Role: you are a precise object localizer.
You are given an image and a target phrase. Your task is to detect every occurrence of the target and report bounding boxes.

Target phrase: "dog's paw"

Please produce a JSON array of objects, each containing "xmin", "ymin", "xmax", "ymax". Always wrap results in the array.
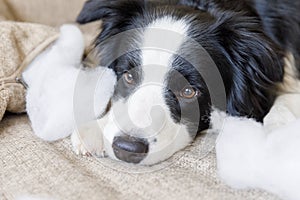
[
  {"xmin": 263, "ymin": 104, "xmax": 297, "ymax": 132},
  {"xmin": 71, "ymin": 129, "xmax": 91, "ymax": 156},
  {"xmin": 71, "ymin": 121, "xmax": 105, "ymax": 157}
]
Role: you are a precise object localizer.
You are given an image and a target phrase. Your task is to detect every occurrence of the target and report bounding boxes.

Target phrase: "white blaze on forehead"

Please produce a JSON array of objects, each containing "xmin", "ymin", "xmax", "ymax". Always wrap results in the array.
[
  {"xmin": 141, "ymin": 16, "xmax": 189, "ymax": 83},
  {"xmin": 127, "ymin": 84, "xmax": 167, "ymax": 131},
  {"xmin": 124, "ymin": 17, "xmax": 190, "ymax": 134}
]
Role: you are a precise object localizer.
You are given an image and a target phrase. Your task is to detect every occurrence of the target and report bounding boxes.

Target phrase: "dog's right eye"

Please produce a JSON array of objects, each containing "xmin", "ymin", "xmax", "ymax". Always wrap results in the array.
[{"xmin": 123, "ymin": 72, "xmax": 135, "ymax": 85}]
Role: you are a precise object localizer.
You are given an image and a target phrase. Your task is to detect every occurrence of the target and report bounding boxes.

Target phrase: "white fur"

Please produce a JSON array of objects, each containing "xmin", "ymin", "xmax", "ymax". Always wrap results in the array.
[
  {"xmin": 139, "ymin": 17, "xmax": 192, "ymax": 165},
  {"xmin": 264, "ymin": 93, "xmax": 300, "ymax": 132},
  {"xmin": 71, "ymin": 119, "xmax": 106, "ymax": 157},
  {"xmin": 99, "ymin": 85, "xmax": 193, "ymax": 165},
  {"xmin": 145, "ymin": 16, "xmax": 188, "ymax": 36},
  {"xmin": 141, "ymin": 16, "xmax": 188, "ymax": 68},
  {"xmin": 23, "ymin": 25, "xmax": 116, "ymax": 141}
]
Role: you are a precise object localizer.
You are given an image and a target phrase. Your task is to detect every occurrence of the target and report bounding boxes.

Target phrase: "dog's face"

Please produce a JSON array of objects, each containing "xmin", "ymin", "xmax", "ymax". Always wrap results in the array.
[
  {"xmin": 98, "ymin": 17, "xmax": 213, "ymax": 165},
  {"xmin": 78, "ymin": 0, "xmax": 285, "ymax": 165}
]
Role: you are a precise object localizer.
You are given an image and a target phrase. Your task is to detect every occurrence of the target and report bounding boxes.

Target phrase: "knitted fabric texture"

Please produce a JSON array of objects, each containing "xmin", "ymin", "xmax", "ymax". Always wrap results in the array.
[{"xmin": 0, "ymin": 21, "xmax": 59, "ymax": 121}]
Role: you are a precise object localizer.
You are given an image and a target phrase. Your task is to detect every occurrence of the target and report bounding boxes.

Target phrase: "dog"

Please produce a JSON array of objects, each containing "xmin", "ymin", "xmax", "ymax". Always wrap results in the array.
[{"xmin": 71, "ymin": 0, "xmax": 300, "ymax": 165}]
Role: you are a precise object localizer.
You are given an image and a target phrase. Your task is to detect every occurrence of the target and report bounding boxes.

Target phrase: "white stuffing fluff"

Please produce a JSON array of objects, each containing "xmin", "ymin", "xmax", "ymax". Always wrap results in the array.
[
  {"xmin": 23, "ymin": 25, "xmax": 116, "ymax": 141},
  {"xmin": 212, "ymin": 107, "xmax": 300, "ymax": 200}
]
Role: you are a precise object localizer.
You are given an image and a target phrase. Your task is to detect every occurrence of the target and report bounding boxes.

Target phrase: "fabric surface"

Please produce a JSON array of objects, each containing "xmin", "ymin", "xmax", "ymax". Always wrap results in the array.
[
  {"xmin": 0, "ymin": 0, "xmax": 100, "ymax": 50},
  {"xmin": 0, "ymin": 0, "xmax": 15, "ymax": 21},
  {"xmin": 0, "ymin": 22, "xmax": 59, "ymax": 121},
  {"xmin": 0, "ymin": 0, "xmax": 86, "ymax": 26},
  {"xmin": 0, "ymin": 115, "xmax": 280, "ymax": 200}
]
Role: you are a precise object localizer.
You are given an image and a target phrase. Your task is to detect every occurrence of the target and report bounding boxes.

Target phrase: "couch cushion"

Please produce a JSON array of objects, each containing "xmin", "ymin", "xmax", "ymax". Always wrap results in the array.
[
  {"xmin": 2, "ymin": 0, "xmax": 86, "ymax": 26},
  {"xmin": 0, "ymin": 0, "xmax": 101, "ymax": 66}
]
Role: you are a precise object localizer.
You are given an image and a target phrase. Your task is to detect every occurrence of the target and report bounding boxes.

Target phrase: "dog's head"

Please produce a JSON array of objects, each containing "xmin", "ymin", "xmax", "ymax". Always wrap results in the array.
[{"xmin": 78, "ymin": 0, "xmax": 284, "ymax": 165}]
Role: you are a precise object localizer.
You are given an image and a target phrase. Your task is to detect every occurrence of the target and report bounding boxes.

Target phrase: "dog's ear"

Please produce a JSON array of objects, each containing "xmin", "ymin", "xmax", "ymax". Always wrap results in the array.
[
  {"xmin": 77, "ymin": 0, "xmax": 148, "ymax": 24},
  {"xmin": 77, "ymin": 0, "xmax": 119, "ymax": 24},
  {"xmin": 216, "ymin": 14, "xmax": 285, "ymax": 121}
]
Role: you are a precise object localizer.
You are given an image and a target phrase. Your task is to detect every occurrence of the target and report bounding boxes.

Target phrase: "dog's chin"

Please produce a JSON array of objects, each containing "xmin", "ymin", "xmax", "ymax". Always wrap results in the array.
[{"xmin": 140, "ymin": 137, "xmax": 193, "ymax": 166}]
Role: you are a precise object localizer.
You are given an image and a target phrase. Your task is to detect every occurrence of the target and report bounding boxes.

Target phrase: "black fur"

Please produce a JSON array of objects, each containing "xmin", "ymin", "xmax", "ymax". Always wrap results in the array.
[{"xmin": 77, "ymin": 0, "xmax": 300, "ymax": 134}]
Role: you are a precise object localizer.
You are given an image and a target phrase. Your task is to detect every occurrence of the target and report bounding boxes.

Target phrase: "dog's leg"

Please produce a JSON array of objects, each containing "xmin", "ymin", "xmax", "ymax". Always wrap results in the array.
[
  {"xmin": 264, "ymin": 93, "xmax": 300, "ymax": 132},
  {"xmin": 264, "ymin": 53, "xmax": 300, "ymax": 131},
  {"xmin": 71, "ymin": 116, "xmax": 108, "ymax": 157}
]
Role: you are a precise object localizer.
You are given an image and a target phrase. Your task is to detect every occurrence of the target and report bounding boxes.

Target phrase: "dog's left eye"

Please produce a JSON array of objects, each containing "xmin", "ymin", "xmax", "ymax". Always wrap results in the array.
[
  {"xmin": 180, "ymin": 86, "xmax": 199, "ymax": 99},
  {"xmin": 124, "ymin": 72, "xmax": 135, "ymax": 85}
]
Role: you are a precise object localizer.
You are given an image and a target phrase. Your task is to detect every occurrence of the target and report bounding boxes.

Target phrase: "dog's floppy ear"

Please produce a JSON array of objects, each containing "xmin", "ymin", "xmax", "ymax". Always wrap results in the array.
[
  {"xmin": 77, "ymin": 0, "xmax": 120, "ymax": 24},
  {"xmin": 216, "ymin": 13, "xmax": 285, "ymax": 121}
]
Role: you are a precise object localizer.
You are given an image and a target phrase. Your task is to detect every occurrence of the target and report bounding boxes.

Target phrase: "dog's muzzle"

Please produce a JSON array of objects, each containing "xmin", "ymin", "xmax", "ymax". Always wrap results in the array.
[{"xmin": 112, "ymin": 135, "xmax": 149, "ymax": 163}]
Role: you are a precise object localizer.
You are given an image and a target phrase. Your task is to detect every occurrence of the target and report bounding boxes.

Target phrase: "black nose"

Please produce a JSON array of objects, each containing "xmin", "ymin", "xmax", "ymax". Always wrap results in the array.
[{"xmin": 112, "ymin": 135, "xmax": 149, "ymax": 164}]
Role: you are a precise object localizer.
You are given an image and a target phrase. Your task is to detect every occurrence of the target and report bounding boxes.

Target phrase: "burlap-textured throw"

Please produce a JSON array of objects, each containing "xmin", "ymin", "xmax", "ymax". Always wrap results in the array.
[
  {"xmin": 0, "ymin": 115, "xmax": 280, "ymax": 200},
  {"xmin": 0, "ymin": 22, "xmax": 59, "ymax": 121}
]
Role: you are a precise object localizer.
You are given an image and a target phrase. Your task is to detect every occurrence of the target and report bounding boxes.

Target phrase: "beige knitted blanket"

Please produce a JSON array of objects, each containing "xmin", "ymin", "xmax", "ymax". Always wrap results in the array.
[{"xmin": 0, "ymin": 22, "xmax": 59, "ymax": 121}]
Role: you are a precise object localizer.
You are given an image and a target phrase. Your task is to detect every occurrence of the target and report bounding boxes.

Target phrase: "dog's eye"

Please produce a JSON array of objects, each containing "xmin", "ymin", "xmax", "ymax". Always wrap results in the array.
[
  {"xmin": 180, "ymin": 86, "xmax": 199, "ymax": 99},
  {"xmin": 124, "ymin": 72, "xmax": 135, "ymax": 84}
]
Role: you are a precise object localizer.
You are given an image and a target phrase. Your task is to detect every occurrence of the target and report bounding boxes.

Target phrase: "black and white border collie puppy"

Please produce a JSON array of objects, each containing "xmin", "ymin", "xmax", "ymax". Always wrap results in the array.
[{"xmin": 72, "ymin": 0, "xmax": 300, "ymax": 165}]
